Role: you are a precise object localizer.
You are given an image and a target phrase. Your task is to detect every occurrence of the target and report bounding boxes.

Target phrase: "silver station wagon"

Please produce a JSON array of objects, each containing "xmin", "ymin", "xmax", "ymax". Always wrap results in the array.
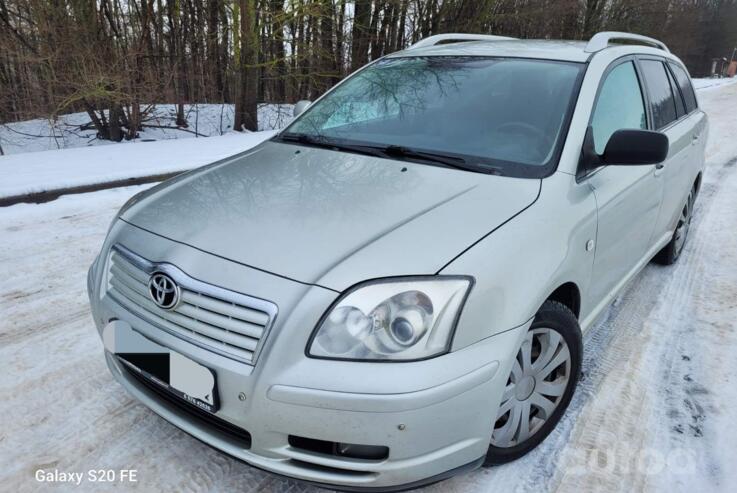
[{"xmin": 88, "ymin": 31, "xmax": 707, "ymax": 491}]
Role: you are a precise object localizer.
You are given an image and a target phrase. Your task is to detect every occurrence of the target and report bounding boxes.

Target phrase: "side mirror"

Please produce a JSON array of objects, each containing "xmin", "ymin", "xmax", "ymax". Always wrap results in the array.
[
  {"xmin": 602, "ymin": 129, "xmax": 669, "ymax": 165},
  {"xmin": 293, "ymin": 100, "xmax": 311, "ymax": 118}
]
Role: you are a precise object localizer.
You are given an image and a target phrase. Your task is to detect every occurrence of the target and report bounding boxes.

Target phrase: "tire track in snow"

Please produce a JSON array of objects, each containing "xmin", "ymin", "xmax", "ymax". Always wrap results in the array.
[
  {"xmin": 647, "ymin": 157, "xmax": 737, "ymax": 491},
  {"xmin": 550, "ymin": 158, "xmax": 737, "ymax": 492},
  {"xmin": 547, "ymin": 88, "xmax": 737, "ymax": 491}
]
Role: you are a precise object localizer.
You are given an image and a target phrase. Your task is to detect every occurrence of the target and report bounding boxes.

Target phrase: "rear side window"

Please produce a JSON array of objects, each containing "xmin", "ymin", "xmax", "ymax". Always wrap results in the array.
[
  {"xmin": 640, "ymin": 60, "xmax": 678, "ymax": 129},
  {"xmin": 669, "ymin": 63, "xmax": 698, "ymax": 113},
  {"xmin": 666, "ymin": 67, "xmax": 686, "ymax": 117},
  {"xmin": 591, "ymin": 62, "xmax": 647, "ymax": 154}
]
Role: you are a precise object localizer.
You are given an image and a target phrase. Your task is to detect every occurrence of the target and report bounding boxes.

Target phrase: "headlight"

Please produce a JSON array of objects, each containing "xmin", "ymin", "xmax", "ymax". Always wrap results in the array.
[{"xmin": 308, "ymin": 277, "xmax": 472, "ymax": 361}]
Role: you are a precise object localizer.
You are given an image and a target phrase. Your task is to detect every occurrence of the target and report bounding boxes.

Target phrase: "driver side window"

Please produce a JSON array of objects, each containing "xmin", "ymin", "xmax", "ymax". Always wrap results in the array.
[{"xmin": 591, "ymin": 62, "xmax": 647, "ymax": 154}]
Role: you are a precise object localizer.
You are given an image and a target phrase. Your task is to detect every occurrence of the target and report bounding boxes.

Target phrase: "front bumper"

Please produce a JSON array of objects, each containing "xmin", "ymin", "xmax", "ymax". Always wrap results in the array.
[
  {"xmin": 97, "ymin": 315, "xmax": 527, "ymax": 490},
  {"xmin": 88, "ymin": 225, "xmax": 529, "ymax": 489},
  {"xmin": 111, "ymin": 345, "xmax": 488, "ymax": 491}
]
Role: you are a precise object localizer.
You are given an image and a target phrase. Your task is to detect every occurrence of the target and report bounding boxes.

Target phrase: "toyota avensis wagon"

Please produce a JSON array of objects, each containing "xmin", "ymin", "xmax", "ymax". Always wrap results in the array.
[{"xmin": 88, "ymin": 32, "xmax": 707, "ymax": 490}]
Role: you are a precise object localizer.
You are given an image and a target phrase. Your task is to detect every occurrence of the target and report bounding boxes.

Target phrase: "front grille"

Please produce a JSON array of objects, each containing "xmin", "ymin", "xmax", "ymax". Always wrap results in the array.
[{"xmin": 106, "ymin": 244, "xmax": 277, "ymax": 365}]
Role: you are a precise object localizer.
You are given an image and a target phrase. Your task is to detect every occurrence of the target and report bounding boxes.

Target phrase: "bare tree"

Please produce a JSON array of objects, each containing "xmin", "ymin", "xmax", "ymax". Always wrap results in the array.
[{"xmin": 1, "ymin": 0, "xmax": 735, "ymax": 135}]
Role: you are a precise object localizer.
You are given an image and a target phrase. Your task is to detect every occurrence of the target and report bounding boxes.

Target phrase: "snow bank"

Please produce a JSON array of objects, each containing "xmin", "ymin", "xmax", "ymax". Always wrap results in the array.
[
  {"xmin": 691, "ymin": 77, "xmax": 737, "ymax": 91},
  {"xmin": 0, "ymin": 103, "xmax": 292, "ymax": 156},
  {"xmin": 0, "ymin": 130, "xmax": 275, "ymax": 199}
]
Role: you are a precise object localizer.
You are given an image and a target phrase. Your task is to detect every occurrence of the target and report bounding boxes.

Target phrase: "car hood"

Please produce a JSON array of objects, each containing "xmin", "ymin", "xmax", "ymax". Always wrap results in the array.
[{"xmin": 121, "ymin": 141, "xmax": 540, "ymax": 291}]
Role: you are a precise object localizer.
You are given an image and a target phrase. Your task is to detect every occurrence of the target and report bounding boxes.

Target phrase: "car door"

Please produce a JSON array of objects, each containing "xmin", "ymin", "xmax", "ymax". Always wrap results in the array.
[
  {"xmin": 650, "ymin": 61, "xmax": 708, "ymax": 237},
  {"xmin": 584, "ymin": 59, "xmax": 664, "ymax": 307}
]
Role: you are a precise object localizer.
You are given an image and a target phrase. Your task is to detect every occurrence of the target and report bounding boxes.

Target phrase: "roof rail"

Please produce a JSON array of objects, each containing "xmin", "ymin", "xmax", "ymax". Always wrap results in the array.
[
  {"xmin": 585, "ymin": 31, "xmax": 670, "ymax": 53},
  {"xmin": 407, "ymin": 33, "xmax": 516, "ymax": 50}
]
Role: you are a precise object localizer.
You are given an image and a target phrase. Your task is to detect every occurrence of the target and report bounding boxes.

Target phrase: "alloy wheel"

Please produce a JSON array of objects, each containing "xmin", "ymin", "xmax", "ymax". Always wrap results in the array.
[{"xmin": 490, "ymin": 328, "xmax": 571, "ymax": 448}]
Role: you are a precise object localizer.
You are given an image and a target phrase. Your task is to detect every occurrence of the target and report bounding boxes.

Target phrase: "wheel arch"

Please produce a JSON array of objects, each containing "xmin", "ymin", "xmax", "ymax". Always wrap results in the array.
[
  {"xmin": 694, "ymin": 171, "xmax": 702, "ymax": 197},
  {"xmin": 544, "ymin": 282, "xmax": 581, "ymax": 320}
]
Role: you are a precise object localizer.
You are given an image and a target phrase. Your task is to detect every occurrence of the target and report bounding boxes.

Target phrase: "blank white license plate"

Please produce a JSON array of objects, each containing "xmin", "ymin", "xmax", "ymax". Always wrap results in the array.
[{"xmin": 104, "ymin": 320, "xmax": 219, "ymax": 413}]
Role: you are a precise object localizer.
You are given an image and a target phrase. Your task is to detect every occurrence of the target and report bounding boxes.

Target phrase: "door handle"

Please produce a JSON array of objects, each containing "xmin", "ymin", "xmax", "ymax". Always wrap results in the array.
[
  {"xmin": 654, "ymin": 163, "xmax": 665, "ymax": 176},
  {"xmin": 691, "ymin": 134, "xmax": 700, "ymax": 145}
]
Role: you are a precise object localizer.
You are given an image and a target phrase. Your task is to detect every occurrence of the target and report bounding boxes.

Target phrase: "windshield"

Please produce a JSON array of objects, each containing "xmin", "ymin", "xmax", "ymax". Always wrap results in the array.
[{"xmin": 282, "ymin": 56, "xmax": 584, "ymax": 177}]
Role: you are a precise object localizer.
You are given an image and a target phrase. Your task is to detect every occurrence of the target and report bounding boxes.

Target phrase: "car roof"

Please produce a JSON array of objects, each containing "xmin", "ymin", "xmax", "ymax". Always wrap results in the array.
[{"xmin": 389, "ymin": 39, "xmax": 593, "ymax": 63}]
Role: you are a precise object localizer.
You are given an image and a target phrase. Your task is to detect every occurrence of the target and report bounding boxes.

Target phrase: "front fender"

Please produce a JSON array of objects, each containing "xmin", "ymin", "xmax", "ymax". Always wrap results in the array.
[{"xmin": 442, "ymin": 172, "xmax": 597, "ymax": 350}]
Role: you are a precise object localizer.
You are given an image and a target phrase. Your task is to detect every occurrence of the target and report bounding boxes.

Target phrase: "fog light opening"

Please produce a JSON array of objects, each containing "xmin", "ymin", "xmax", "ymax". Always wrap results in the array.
[
  {"xmin": 288, "ymin": 435, "xmax": 389, "ymax": 461},
  {"xmin": 337, "ymin": 443, "xmax": 389, "ymax": 460}
]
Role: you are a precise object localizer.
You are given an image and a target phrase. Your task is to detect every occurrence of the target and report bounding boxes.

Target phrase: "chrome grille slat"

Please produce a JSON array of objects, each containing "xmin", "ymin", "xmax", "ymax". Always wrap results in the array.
[
  {"xmin": 176, "ymin": 303, "xmax": 264, "ymax": 339},
  {"xmin": 180, "ymin": 290, "xmax": 269, "ymax": 326},
  {"xmin": 111, "ymin": 264, "xmax": 264, "ymax": 339},
  {"xmin": 108, "ymin": 277, "xmax": 260, "ymax": 352},
  {"xmin": 106, "ymin": 245, "xmax": 277, "ymax": 365},
  {"xmin": 110, "ymin": 264, "xmax": 149, "ymax": 297},
  {"xmin": 111, "ymin": 290, "xmax": 257, "ymax": 361},
  {"xmin": 111, "ymin": 253, "xmax": 150, "ymax": 284}
]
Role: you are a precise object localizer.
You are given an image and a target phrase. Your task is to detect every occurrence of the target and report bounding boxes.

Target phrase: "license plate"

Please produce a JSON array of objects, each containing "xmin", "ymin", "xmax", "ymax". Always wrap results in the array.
[{"xmin": 103, "ymin": 320, "xmax": 219, "ymax": 413}]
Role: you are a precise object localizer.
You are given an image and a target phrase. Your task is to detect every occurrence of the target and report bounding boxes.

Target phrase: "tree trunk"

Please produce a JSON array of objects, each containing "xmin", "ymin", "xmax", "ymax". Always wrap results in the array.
[
  {"xmin": 234, "ymin": 0, "xmax": 258, "ymax": 131},
  {"xmin": 109, "ymin": 104, "xmax": 124, "ymax": 142},
  {"xmin": 319, "ymin": 0, "xmax": 338, "ymax": 91},
  {"xmin": 168, "ymin": 0, "xmax": 188, "ymax": 127},
  {"xmin": 271, "ymin": 0, "xmax": 286, "ymax": 101},
  {"xmin": 396, "ymin": 0, "xmax": 408, "ymax": 51},
  {"xmin": 83, "ymin": 102, "xmax": 109, "ymax": 140},
  {"xmin": 368, "ymin": 1, "xmax": 383, "ymax": 61},
  {"xmin": 336, "ymin": 0, "xmax": 346, "ymax": 76},
  {"xmin": 351, "ymin": 0, "xmax": 371, "ymax": 70},
  {"xmin": 219, "ymin": 1, "xmax": 230, "ymax": 100},
  {"xmin": 208, "ymin": 0, "xmax": 223, "ymax": 100}
]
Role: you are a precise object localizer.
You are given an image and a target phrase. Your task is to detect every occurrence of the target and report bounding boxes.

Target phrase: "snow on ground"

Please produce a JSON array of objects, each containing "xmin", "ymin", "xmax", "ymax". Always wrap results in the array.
[
  {"xmin": 691, "ymin": 77, "xmax": 737, "ymax": 91},
  {"xmin": 0, "ymin": 102, "xmax": 294, "ymax": 199},
  {"xmin": 0, "ymin": 130, "xmax": 275, "ymax": 199},
  {"xmin": 0, "ymin": 103, "xmax": 293, "ymax": 156},
  {"xmin": 1, "ymin": 83, "xmax": 736, "ymax": 492}
]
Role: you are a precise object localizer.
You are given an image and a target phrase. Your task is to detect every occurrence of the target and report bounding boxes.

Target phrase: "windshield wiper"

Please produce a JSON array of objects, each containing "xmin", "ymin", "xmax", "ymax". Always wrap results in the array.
[
  {"xmin": 277, "ymin": 133, "xmax": 386, "ymax": 158},
  {"xmin": 277, "ymin": 132, "xmax": 323, "ymax": 145},
  {"xmin": 382, "ymin": 145, "xmax": 497, "ymax": 174},
  {"xmin": 278, "ymin": 134, "xmax": 501, "ymax": 174}
]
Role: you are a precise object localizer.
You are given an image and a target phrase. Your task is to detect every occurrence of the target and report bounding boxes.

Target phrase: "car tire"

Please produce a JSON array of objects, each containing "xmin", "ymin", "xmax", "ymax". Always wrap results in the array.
[
  {"xmin": 653, "ymin": 187, "xmax": 695, "ymax": 265},
  {"xmin": 484, "ymin": 300, "xmax": 582, "ymax": 466}
]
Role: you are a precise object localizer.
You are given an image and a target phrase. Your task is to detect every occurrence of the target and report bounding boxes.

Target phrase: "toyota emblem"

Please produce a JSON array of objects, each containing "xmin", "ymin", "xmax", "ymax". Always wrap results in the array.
[{"xmin": 148, "ymin": 273, "xmax": 180, "ymax": 310}]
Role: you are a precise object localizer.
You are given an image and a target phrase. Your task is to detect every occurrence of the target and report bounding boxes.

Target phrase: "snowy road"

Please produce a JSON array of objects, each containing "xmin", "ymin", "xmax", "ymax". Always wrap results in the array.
[{"xmin": 2, "ymin": 82, "xmax": 736, "ymax": 492}]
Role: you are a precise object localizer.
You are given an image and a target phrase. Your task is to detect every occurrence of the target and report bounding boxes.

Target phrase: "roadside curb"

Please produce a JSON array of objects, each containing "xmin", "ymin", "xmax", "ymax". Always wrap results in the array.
[{"xmin": 0, "ymin": 172, "xmax": 182, "ymax": 207}]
